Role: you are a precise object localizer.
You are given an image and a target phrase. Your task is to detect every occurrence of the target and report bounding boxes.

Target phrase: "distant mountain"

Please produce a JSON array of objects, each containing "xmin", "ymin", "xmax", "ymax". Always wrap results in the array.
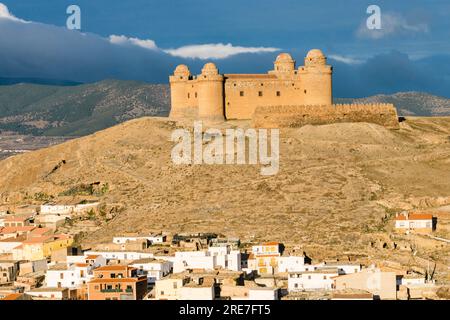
[
  {"xmin": 0, "ymin": 78, "xmax": 448, "ymax": 137},
  {"xmin": 335, "ymin": 92, "xmax": 450, "ymax": 117},
  {"xmin": 0, "ymin": 80, "xmax": 170, "ymax": 136},
  {"xmin": 0, "ymin": 77, "xmax": 82, "ymax": 86}
]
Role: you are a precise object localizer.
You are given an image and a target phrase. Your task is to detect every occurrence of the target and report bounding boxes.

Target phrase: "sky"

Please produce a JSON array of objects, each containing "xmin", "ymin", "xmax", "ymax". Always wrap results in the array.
[{"xmin": 0, "ymin": 0, "xmax": 449, "ymax": 98}]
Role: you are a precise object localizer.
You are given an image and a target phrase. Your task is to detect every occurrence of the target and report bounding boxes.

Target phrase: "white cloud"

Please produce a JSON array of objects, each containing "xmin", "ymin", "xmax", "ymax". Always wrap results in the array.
[
  {"xmin": 0, "ymin": 2, "xmax": 27, "ymax": 22},
  {"xmin": 164, "ymin": 43, "xmax": 280, "ymax": 59},
  {"xmin": 109, "ymin": 35, "xmax": 158, "ymax": 50},
  {"xmin": 329, "ymin": 54, "xmax": 364, "ymax": 65},
  {"xmin": 356, "ymin": 13, "xmax": 429, "ymax": 40}
]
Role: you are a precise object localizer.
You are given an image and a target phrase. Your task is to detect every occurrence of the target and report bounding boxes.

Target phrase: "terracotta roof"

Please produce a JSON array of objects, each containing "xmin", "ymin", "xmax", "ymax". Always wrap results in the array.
[
  {"xmin": 30, "ymin": 228, "xmax": 52, "ymax": 235},
  {"xmin": 1, "ymin": 293, "xmax": 24, "ymax": 300},
  {"xmin": 88, "ymin": 278, "xmax": 140, "ymax": 284},
  {"xmin": 22, "ymin": 235, "xmax": 53, "ymax": 244},
  {"xmin": 395, "ymin": 213, "xmax": 433, "ymax": 221},
  {"xmin": 74, "ymin": 263, "xmax": 89, "ymax": 268},
  {"xmin": 0, "ymin": 235, "xmax": 26, "ymax": 242},
  {"xmin": 263, "ymin": 242, "xmax": 279, "ymax": 246},
  {"xmin": 94, "ymin": 265, "xmax": 135, "ymax": 271},
  {"xmin": 85, "ymin": 255, "xmax": 100, "ymax": 260},
  {"xmin": 0, "ymin": 226, "xmax": 36, "ymax": 234}
]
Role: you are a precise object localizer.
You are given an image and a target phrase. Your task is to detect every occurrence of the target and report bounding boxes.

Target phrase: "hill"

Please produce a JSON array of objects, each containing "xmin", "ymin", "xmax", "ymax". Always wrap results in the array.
[
  {"xmin": 0, "ymin": 116, "xmax": 449, "ymax": 276},
  {"xmin": 0, "ymin": 80, "xmax": 169, "ymax": 136}
]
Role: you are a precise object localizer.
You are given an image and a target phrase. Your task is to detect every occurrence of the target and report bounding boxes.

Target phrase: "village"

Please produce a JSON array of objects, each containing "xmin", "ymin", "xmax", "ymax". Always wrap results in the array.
[{"xmin": 0, "ymin": 201, "xmax": 445, "ymax": 301}]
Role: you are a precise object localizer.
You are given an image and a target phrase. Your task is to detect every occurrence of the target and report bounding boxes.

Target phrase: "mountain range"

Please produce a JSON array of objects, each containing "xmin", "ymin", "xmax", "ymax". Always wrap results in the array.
[{"xmin": 0, "ymin": 79, "xmax": 449, "ymax": 136}]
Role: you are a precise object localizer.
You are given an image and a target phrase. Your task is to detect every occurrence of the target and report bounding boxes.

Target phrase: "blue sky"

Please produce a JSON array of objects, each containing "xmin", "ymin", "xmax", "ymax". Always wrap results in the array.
[{"xmin": 0, "ymin": 0, "xmax": 449, "ymax": 97}]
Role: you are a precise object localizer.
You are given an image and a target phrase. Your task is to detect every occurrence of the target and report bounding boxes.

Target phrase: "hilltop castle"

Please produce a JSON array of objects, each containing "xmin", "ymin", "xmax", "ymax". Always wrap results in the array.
[{"xmin": 169, "ymin": 49, "xmax": 399, "ymax": 128}]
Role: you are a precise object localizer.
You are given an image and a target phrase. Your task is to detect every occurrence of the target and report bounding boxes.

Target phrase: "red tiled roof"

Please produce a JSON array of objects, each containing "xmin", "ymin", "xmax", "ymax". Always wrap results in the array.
[
  {"xmin": 263, "ymin": 242, "xmax": 279, "ymax": 246},
  {"xmin": 88, "ymin": 278, "xmax": 140, "ymax": 284},
  {"xmin": 30, "ymin": 227, "xmax": 52, "ymax": 235},
  {"xmin": 395, "ymin": 213, "xmax": 433, "ymax": 221},
  {"xmin": 0, "ymin": 226, "xmax": 36, "ymax": 234},
  {"xmin": 1, "ymin": 293, "xmax": 24, "ymax": 300},
  {"xmin": 85, "ymin": 255, "xmax": 100, "ymax": 260},
  {"xmin": 94, "ymin": 265, "xmax": 135, "ymax": 271}
]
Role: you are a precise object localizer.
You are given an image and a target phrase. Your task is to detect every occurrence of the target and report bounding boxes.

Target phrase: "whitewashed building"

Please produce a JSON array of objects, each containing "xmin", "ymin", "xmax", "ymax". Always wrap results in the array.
[
  {"xmin": 46, "ymin": 263, "xmax": 92, "ymax": 289},
  {"xmin": 130, "ymin": 258, "xmax": 172, "ymax": 283},
  {"xmin": 83, "ymin": 250, "xmax": 154, "ymax": 262},
  {"xmin": 395, "ymin": 212, "xmax": 433, "ymax": 233},
  {"xmin": 248, "ymin": 287, "xmax": 278, "ymax": 300},
  {"xmin": 288, "ymin": 268, "xmax": 339, "ymax": 292},
  {"xmin": 277, "ymin": 256, "xmax": 306, "ymax": 273}
]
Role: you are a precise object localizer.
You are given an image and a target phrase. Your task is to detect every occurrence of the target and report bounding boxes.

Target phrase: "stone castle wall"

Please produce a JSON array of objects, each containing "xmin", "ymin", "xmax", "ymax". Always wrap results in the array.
[{"xmin": 252, "ymin": 104, "xmax": 399, "ymax": 129}]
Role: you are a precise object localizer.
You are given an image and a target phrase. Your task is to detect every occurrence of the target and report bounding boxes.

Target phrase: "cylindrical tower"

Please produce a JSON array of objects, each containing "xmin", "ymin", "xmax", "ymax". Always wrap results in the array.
[
  {"xmin": 299, "ymin": 49, "xmax": 332, "ymax": 106},
  {"xmin": 197, "ymin": 62, "xmax": 225, "ymax": 121},
  {"xmin": 273, "ymin": 52, "xmax": 296, "ymax": 73},
  {"xmin": 169, "ymin": 64, "xmax": 190, "ymax": 118}
]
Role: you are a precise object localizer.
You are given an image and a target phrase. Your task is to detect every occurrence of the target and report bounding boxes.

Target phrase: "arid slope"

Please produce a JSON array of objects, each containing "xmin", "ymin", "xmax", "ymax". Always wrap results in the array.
[{"xmin": 0, "ymin": 116, "xmax": 450, "ymax": 271}]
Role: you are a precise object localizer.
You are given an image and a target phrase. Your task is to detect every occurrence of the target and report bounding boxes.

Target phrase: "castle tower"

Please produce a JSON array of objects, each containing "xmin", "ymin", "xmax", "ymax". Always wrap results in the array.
[
  {"xmin": 169, "ymin": 64, "xmax": 191, "ymax": 118},
  {"xmin": 197, "ymin": 62, "xmax": 225, "ymax": 121},
  {"xmin": 299, "ymin": 49, "xmax": 332, "ymax": 106},
  {"xmin": 271, "ymin": 53, "xmax": 296, "ymax": 76}
]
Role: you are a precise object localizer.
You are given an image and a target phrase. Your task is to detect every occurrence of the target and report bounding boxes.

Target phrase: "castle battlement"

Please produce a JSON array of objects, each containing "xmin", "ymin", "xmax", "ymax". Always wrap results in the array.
[{"xmin": 168, "ymin": 49, "xmax": 399, "ymax": 129}]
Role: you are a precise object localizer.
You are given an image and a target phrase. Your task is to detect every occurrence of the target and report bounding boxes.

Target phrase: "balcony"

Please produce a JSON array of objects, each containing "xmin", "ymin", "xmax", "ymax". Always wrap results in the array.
[{"xmin": 100, "ymin": 288, "xmax": 122, "ymax": 293}]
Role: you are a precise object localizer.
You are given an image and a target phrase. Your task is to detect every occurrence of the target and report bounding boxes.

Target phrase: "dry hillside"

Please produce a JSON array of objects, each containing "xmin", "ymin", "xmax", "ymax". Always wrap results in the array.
[{"xmin": 0, "ymin": 116, "xmax": 450, "ymax": 280}]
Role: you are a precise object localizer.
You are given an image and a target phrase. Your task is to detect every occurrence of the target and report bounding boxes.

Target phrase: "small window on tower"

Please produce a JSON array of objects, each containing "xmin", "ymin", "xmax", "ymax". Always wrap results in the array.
[
  {"xmin": 187, "ymin": 93, "xmax": 190, "ymax": 99},
  {"xmin": 240, "ymin": 91, "xmax": 244, "ymax": 97},
  {"xmin": 276, "ymin": 91, "xmax": 281, "ymax": 97},
  {"xmin": 304, "ymin": 90, "xmax": 307, "ymax": 94},
  {"xmin": 258, "ymin": 91, "xmax": 263, "ymax": 97},
  {"xmin": 195, "ymin": 92, "xmax": 197, "ymax": 98}
]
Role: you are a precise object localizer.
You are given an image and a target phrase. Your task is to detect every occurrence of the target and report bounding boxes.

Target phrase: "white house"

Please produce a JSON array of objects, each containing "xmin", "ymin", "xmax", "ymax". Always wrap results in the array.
[
  {"xmin": 66, "ymin": 254, "xmax": 107, "ymax": 269},
  {"xmin": 178, "ymin": 282, "xmax": 215, "ymax": 300},
  {"xmin": 248, "ymin": 287, "xmax": 278, "ymax": 300},
  {"xmin": 395, "ymin": 212, "xmax": 433, "ymax": 233},
  {"xmin": 26, "ymin": 287, "xmax": 69, "ymax": 300},
  {"xmin": 40, "ymin": 204, "xmax": 75, "ymax": 215},
  {"xmin": 130, "ymin": 258, "xmax": 172, "ymax": 284},
  {"xmin": 112, "ymin": 233, "xmax": 166, "ymax": 245},
  {"xmin": 46, "ymin": 263, "xmax": 92, "ymax": 289},
  {"xmin": 288, "ymin": 268, "xmax": 339, "ymax": 292},
  {"xmin": 277, "ymin": 256, "xmax": 306, "ymax": 273},
  {"xmin": 83, "ymin": 250, "xmax": 154, "ymax": 262},
  {"xmin": 40, "ymin": 202, "xmax": 99, "ymax": 215},
  {"xmin": 208, "ymin": 246, "xmax": 241, "ymax": 271},
  {"xmin": 317, "ymin": 262, "xmax": 362, "ymax": 275},
  {"xmin": 173, "ymin": 251, "xmax": 216, "ymax": 273},
  {"xmin": 0, "ymin": 237, "xmax": 24, "ymax": 254}
]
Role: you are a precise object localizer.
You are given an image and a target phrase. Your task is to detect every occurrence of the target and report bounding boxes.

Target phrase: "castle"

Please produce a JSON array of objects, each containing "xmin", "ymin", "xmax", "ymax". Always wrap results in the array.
[{"xmin": 169, "ymin": 49, "xmax": 399, "ymax": 128}]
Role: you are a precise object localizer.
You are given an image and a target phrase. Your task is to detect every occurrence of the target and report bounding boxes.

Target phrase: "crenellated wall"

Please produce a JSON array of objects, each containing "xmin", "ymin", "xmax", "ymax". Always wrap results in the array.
[{"xmin": 252, "ymin": 104, "xmax": 400, "ymax": 129}]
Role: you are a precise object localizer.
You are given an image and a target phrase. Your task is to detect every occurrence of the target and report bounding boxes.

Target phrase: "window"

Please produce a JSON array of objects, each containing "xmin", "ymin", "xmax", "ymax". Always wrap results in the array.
[
  {"xmin": 240, "ymin": 91, "xmax": 244, "ymax": 97},
  {"xmin": 195, "ymin": 92, "xmax": 197, "ymax": 98},
  {"xmin": 173, "ymin": 282, "xmax": 178, "ymax": 289},
  {"xmin": 308, "ymin": 275, "xmax": 311, "ymax": 280},
  {"xmin": 60, "ymin": 273, "xmax": 64, "ymax": 279},
  {"xmin": 276, "ymin": 91, "xmax": 281, "ymax": 96},
  {"xmin": 304, "ymin": 90, "xmax": 307, "ymax": 94},
  {"xmin": 258, "ymin": 91, "xmax": 263, "ymax": 97},
  {"xmin": 187, "ymin": 93, "xmax": 190, "ymax": 99},
  {"xmin": 160, "ymin": 290, "xmax": 165, "ymax": 295},
  {"xmin": 323, "ymin": 276, "xmax": 327, "ymax": 280}
]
